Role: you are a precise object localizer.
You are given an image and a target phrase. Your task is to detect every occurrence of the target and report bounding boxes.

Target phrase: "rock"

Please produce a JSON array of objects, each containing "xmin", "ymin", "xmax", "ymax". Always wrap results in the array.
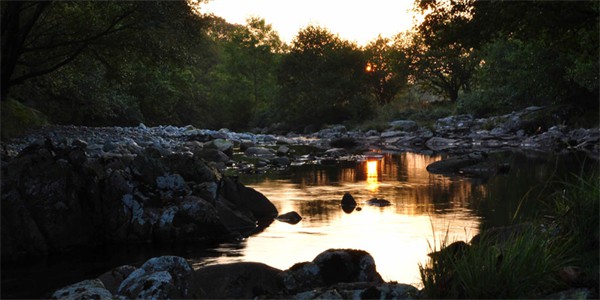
[
  {"xmin": 156, "ymin": 173, "xmax": 187, "ymax": 193},
  {"xmin": 276, "ymin": 211, "xmax": 302, "ymax": 224},
  {"xmin": 117, "ymin": 256, "xmax": 193, "ymax": 299},
  {"xmin": 426, "ymin": 152, "xmax": 487, "ymax": 175},
  {"xmin": 98, "ymin": 265, "xmax": 137, "ymax": 295},
  {"xmin": 197, "ymin": 148, "xmax": 230, "ymax": 163},
  {"xmin": 313, "ymin": 249, "xmax": 383, "ymax": 285},
  {"xmin": 330, "ymin": 137, "xmax": 358, "ymax": 148},
  {"xmin": 366, "ymin": 198, "xmax": 391, "ymax": 207},
  {"xmin": 52, "ymin": 279, "xmax": 112, "ymax": 300},
  {"xmin": 240, "ymin": 141, "xmax": 256, "ymax": 152},
  {"xmin": 458, "ymin": 160, "xmax": 501, "ymax": 178},
  {"xmin": 324, "ymin": 148, "xmax": 347, "ymax": 157},
  {"xmin": 245, "ymin": 147, "xmax": 276, "ymax": 157},
  {"xmin": 341, "ymin": 192, "xmax": 357, "ymax": 209},
  {"xmin": 316, "ymin": 125, "xmax": 347, "ymax": 139},
  {"xmin": 205, "ymin": 139, "xmax": 233, "ymax": 156},
  {"xmin": 544, "ymin": 288, "xmax": 593, "ymax": 299},
  {"xmin": 425, "ymin": 137, "xmax": 460, "ymax": 151},
  {"xmin": 220, "ymin": 177, "xmax": 279, "ymax": 219},
  {"xmin": 215, "ymin": 196, "xmax": 257, "ymax": 235},
  {"xmin": 381, "ymin": 131, "xmax": 407, "ymax": 138},
  {"xmin": 1, "ymin": 138, "xmax": 278, "ymax": 261},
  {"xmin": 389, "ymin": 120, "xmax": 418, "ymax": 132},
  {"xmin": 272, "ymin": 156, "xmax": 291, "ymax": 166},
  {"xmin": 277, "ymin": 145, "xmax": 290, "ymax": 156},
  {"xmin": 190, "ymin": 262, "xmax": 283, "ymax": 299},
  {"xmin": 428, "ymin": 241, "xmax": 470, "ymax": 260},
  {"xmin": 280, "ymin": 262, "xmax": 323, "ymax": 292},
  {"xmin": 378, "ymin": 283, "xmax": 420, "ymax": 299}
]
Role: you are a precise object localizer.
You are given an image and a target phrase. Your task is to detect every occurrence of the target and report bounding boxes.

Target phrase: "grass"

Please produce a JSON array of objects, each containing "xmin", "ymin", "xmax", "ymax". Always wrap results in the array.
[{"xmin": 419, "ymin": 173, "xmax": 599, "ymax": 299}]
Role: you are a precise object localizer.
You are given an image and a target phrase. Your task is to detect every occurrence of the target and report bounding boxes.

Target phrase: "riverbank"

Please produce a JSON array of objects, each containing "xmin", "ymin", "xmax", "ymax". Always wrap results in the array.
[
  {"xmin": 3, "ymin": 106, "xmax": 598, "ymax": 171},
  {"xmin": 1, "ymin": 106, "xmax": 598, "ymax": 298}
]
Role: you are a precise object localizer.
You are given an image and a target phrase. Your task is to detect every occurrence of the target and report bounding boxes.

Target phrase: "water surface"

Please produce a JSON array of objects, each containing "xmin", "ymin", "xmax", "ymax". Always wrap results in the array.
[
  {"xmin": 192, "ymin": 151, "xmax": 589, "ymax": 286},
  {"xmin": 3, "ymin": 150, "xmax": 594, "ymax": 298}
]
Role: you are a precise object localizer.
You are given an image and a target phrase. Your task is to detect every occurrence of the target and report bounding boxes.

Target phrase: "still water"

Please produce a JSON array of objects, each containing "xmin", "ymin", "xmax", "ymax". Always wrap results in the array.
[
  {"xmin": 3, "ymin": 150, "xmax": 594, "ymax": 298},
  {"xmin": 192, "ymin": 150, "xmax": 593, "ymax": 286}
]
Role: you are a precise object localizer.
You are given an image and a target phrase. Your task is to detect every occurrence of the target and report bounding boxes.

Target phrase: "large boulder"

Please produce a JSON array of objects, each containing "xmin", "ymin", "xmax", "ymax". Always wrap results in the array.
[
  {"xmin": 52, "ymin": 279, "xmax": 112, "ymax": 300},
  {"xmin": 1, "ymin": 140, "xmax": 277, "ymax": 261},
  {"xmin": 280, "ymin": 249, "xmax": 383, "ymax": 293},
  {"xmin": 190, "ymin": 262, "xmax": 284, "ymax": 299},
  {"xmin": 313, "ymin": 249, "xmax": 383, "ymax": 285},
  {"xmin": 220, "ymin": 177, "xmax": 278, "ymax": 220},
  {"xmin": 98, "ymin": 265, "xmax": 137, "ymax": 295},
  {"xmin": 117, "ymin": 256, "xmax": 193, "ymax": 299}
]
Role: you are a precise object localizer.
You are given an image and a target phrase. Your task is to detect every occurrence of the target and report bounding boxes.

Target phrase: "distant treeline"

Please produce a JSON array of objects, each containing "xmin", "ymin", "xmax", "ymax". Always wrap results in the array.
[{"xmin": 2, "ymin": 0, "xmax": 598, "ymax": 132}]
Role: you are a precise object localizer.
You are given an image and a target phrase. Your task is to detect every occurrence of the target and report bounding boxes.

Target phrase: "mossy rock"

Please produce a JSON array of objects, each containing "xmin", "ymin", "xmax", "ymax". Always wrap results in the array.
[{"xmin": 1, "ymin": 99, "xmax": 48, "ymax": 140}]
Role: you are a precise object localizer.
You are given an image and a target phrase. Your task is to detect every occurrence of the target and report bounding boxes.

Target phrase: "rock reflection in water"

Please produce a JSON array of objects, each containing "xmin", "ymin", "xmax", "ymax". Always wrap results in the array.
[{"xmin": 212, "ymin": 152, "xmax": 483, "ymax": 286}]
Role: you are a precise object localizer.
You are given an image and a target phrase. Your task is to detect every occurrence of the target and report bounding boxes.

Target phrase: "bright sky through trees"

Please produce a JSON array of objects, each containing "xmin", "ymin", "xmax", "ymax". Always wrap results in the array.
[{"xmin": 201, "ymin": 0, "xmax": 417, "ymax": 45}]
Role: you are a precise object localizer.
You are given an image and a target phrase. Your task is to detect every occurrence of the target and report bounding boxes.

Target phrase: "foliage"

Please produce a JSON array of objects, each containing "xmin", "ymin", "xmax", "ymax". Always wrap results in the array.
[
  {"xmin": 206, "ymin": 17, "xmax": 283, "ymax": 130},
  {"xmin": 276, "ymin": 26, "xmax": 372, "ymax": 131},
  {"xmin": 2, "ymin": 0, "xmax": 598, "ymax": 131},
  {"xmin": 4, "ymin": 1, "xmax": 217, "ymax": 128},
  {"xmin": 363, "ymin": 36, "xmax": 410, "ymax": 105},
  {"xmin": 407, "ymin": 0, "xmax": 479, "ymax": 102},
  {"xmin": 1, "ymin": 98, "xmax": 48, "ymax": 140},
  {"xmin": 408, "ymin": 0, "xmax": 598, "ymax": 122}
]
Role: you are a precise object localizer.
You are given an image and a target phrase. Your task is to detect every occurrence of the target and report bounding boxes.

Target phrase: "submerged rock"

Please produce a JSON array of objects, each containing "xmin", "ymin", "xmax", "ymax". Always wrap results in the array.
[
  {"xmin": 276, "ymin": 211, "xmax": 303, "ymax": 224},
  {"xmin": 341, "ymin": 192, "xmax": 357, "ymax": 209},
  {"xmin": 426, "ymin": 152, "xmax": 488, "ymax": 175},
  {"xmin": 366, "ymin": 198, "xmax": 391, "ymax": 207}
]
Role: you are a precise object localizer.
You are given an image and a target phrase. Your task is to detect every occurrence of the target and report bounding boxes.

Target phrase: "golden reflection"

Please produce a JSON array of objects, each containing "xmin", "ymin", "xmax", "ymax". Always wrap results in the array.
[
  {"xmin": 241, "ymin": 152, "xmax": 490, "ymax": 285},
  {"xmin": 366, "ymin": 160, "xmax": 379, "ymax": 192}
]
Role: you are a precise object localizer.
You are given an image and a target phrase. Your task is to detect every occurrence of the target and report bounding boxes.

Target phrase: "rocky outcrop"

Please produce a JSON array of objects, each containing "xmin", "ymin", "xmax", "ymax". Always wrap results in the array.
[
  {"xmin": 281, "ymin": 249, "xmax": 384, "ymax": 293},
  {"xmin": 1, "ymin": 140, "xmax": 278, "ymax": 262},
  {"xmin": 191, "ymin": 262, "xmax": 284, "ymax": 299},
  {"xmin": 52, "ymin": 249, "xmax": 401, "ymax": 300}
]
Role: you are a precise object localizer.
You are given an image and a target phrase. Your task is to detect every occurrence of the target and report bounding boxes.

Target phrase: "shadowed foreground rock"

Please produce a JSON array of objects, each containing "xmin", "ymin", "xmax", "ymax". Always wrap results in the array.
[
  {"xmin": 1, "ymin": 140, "xmax": 278, "ymax": 262},
  {"xmin": 51, "ymin": 249, "xmax": 418, "ymax": 299}
]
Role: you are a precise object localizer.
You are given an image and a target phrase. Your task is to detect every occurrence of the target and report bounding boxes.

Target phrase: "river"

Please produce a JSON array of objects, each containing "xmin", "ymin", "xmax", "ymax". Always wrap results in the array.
[{"xmin": 2, "ymin": 149, "xmax": 595, "ymax": 298}]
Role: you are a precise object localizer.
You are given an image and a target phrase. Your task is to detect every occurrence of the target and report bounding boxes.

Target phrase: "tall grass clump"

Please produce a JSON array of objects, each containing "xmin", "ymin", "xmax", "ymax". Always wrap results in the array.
[
  {"xmin": 419, "ymin": 226, "xmax": 574, "ymax": 298},
  {"xmin": 420, "ymin": 172, "xmax": 599, "ymax": 298},
  {"xmin": 546, "ymin": 174, "xmax": 599, "ymax": 253}
]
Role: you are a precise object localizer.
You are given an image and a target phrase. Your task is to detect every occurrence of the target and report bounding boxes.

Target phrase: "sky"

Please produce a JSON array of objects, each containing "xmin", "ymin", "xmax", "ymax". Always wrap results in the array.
[{"xmin": 200, "ymin": 0, "xmax": 418, "ymax": 46}]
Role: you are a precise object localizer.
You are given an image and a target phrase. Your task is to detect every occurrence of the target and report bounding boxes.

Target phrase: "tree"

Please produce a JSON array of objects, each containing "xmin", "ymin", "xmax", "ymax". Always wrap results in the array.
[
  {"xmin": 460, "ymin": 0, "xmax": 599, "ymax": 116},
  {"xmin": 277, "ymin": 26, "xmax": 370, "ymax": 130},
  {"xmin": 206, "ymin": 17, "xmax": 283, "ymax": 129},
  {"xmin": 1, "ymin": 1, "xmax": 140, "ymax": 101},
  {"xmin": 363, "ymin": 36, "xmax": 410, "ymax": 105},
  {"xmin": 408, "ymin": 0, "xmax": 479, "ymax": 102}
]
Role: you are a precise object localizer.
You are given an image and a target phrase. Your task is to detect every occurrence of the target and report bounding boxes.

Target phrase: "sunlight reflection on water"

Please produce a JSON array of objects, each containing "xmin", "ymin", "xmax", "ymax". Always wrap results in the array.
[{"xmin": 209, "ymin": 152, "xmax": 482, "ymax": 286}]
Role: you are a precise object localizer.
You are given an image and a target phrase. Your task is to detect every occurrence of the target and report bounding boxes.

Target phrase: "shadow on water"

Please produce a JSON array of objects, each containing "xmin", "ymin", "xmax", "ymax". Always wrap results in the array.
[{"xmin": 2, "ymin": 150, "xmax": 596, "ymax": 298}]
